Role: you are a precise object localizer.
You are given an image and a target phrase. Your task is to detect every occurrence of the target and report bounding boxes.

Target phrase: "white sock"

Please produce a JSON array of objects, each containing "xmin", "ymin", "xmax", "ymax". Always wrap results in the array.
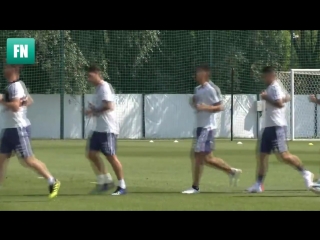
[
  {"xmin": 97, "ymin": 175, "xmax": 104, "ymax": 185},
  {"xmin": 118, "ymin": 179, "xmax": 126, "ymax": 189},
  {"xmin": 104, "ymin": 173, "xmax": 113, "ymax": 184},
  {"xmin": 48, "ymin": 177, "xmax": 55, "ymax": 185}
]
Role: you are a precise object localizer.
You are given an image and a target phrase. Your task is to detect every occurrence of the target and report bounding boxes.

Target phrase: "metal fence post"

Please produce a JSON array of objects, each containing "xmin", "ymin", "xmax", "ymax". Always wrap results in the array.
[
  {"xmin": 230, "ymin": 68, "xmax": 234, "ymax": 141},
  {"xmin": 60, "ymin": 30, "xmax": 65, "ymax": 139}
]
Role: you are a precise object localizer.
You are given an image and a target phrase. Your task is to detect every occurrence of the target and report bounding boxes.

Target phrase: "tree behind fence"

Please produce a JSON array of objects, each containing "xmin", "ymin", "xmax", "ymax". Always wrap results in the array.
[
  {"xmin": 0, "ymin": 30, "xmax": 318, "ymax": 95},
  {"xmin": 0, "ymin": 30, "xmax": 318, "ymax": 139}
]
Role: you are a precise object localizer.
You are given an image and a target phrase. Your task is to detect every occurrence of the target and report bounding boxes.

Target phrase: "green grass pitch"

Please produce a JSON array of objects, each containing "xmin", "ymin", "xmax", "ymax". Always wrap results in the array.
[{"xmin": 1, "ymin": 139, "xmax": 320, "ymax": 210}]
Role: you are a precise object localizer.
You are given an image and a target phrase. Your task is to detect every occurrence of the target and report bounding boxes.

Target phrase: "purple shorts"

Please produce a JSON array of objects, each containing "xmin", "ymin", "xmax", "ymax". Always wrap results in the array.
[
  {"xmin": 0, "ymin": 127, "xmax": 33, "ymax": 158},
  {"xmin": 87, "ymin": 131, "xmax": 117, "ymax": 156},
  {"xmin": 259, "ymin": 126, "xmax": 288, "ymax": 154},
  {"xmin": 194, "ymin": 127, "xmax": 215, "ymax": 153}
]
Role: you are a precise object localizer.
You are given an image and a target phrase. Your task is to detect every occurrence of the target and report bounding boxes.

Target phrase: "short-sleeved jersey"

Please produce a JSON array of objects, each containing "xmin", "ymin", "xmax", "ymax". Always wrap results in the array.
[
  {"xmin": 194, "ymin": 82, "xmax": 222, "ymax": 129},
  {"xmin": 3, "ymin": 80, "xmax": 28, "ymax": 128},
  {"xmin": 263, "ymin": 80, "xmax": 287, "ymax": 128},
  {"xmin": 20, "ymin": 81, "xmax": 31, "ymax": 126},
  {"xmin": 93, "ymin": 81, "xmax": 119, "ymax": 134}
]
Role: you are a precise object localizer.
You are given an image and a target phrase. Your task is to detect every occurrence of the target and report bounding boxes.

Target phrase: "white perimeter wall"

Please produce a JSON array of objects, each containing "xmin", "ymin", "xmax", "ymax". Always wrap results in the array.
[{"xmin": 0, "ymin": 94, "xmax": 316, "ymax": 139}]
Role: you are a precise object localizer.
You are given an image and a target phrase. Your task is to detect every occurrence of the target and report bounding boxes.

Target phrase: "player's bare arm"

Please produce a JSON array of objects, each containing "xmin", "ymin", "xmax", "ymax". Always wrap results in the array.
[
  {"xmin": 93, "ymin": 100, "xmax": 114, "ymax": 113},
  {"xmin": 309, "ymin": 94, "xmax": 320, "ymax": 105},
  {"xmin": 196, "ymin": 102, "xmax": 224, "ymax": 112},
  {"xmin": 85, "ymin": 101, "xmax": 114, "ymax": 116},
  {"xmin": 283, "ymin": 94, "xmax": 291, "ymax": 103},
  {"xmin": 260, "ymin": 91, "xmax": 284, "ymax": 108},
  {"xmin": 0, "ymin": 97, "xmax": 20, "ymax": 112},
  {"xmin": 25, "ymin": 95, "xmax": 33, "ymax": 106}
]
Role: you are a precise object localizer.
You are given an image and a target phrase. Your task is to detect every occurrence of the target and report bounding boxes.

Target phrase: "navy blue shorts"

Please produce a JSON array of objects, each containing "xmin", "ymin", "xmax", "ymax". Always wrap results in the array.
[
  {"xmin": 259, "ymin": 126, "xmax": 288, "ymax": 154},
  {"xmin": 87, "ymin": 131, "xmax": 117, "ymax": 156},
  {"xmin": 194, "ymin": 127, "xmax": 215, "ymax": 153},
  {"xmin": 0, "ymin": 127, "xmax": 33, "ymax": 158}
]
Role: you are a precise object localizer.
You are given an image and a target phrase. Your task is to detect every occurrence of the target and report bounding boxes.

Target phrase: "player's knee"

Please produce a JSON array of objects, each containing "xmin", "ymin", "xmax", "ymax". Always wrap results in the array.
[
  {"xmin": 204, "ymin": 155, "xmax": 212, "ymax": 164},
  {"xmin": 105, "ymin": 154, "xmax": 118, "ymax": 163},
  {"xmin": 23, "ymin": 156, "xmax": 37, "ymax": 167},
  {"xmin": 259, "ymin": 153, "xmax": 268, "ymax": 162},
  {"xmin": 86, "ymin": 151, "xmax": 97, "ymax": 161},
  {"xmin": 195, "ymin": 154, "xmax": 206, "ymax": 165},
  {"xmin": 195, "ymin": 158, "xmax": 204, "ymax": 165},
  {"xmin": 279, "ymin": 152, "xmax": 291, "ymax": 162}
]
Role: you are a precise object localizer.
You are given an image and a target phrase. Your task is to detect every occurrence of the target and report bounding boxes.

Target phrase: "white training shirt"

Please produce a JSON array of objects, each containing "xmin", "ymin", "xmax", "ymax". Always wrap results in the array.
[
  {"xmin": 3, "ymin": 81, "xmax": 28, "ymax": 128},
  {"xmin": 93, "ymin": 81, "xmax": 119, "ymax": 134},
  {"xmin": 20, "ymin": 81, "xmax": 31, "ymax": 126},
  {"xmin": 194, "ymin": 82, "xmax": 222, "ymax": 129},
  {"xmin": 263, "ymin": 81, "xmax": 287, "ymax": 128}
]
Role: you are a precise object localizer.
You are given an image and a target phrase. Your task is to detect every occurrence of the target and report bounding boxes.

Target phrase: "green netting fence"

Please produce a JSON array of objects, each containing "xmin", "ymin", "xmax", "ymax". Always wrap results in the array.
[
  {"xmin": 2, "ymin": 30, "xmax": 318, "ymax": 95},
  {"xmin": 0, "ymin": 30, "xmax": 318, "ymax": 139}
]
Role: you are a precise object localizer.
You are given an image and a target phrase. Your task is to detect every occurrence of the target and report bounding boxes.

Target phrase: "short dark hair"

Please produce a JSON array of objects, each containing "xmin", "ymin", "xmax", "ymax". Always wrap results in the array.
[
  {"xmin": 87, "ymin": 64, "xmax": 101, "ymax": 73},
  {"xmin": 3, "ymin": 59, "xmax": 22, "ymax": 70},
  {"xmin": 196, "ymin": 64, "xmax": 211, "ymax": 75},
  {"xmin": 262, "ymin": 66, "xmax": 275, "ymax": 74}
]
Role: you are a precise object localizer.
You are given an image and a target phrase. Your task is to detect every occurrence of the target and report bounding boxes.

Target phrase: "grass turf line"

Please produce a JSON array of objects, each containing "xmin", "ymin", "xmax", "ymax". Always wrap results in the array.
[{"xmin": 0, "ymin": 140, "xmax": 319, "ymax": 210}]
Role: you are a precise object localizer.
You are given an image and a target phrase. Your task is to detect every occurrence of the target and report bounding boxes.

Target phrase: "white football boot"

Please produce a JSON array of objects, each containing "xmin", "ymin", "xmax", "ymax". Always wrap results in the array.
[
  {"xmin": 246, "ymin": 183, "xmax": 264, "ymax": 193},
  {"xmin": 229, "ymin": 168, "xmax": 242, "ymax": 186},
  {"xmin": 302, "ymin": 171, "xmax": 314, "ymax": 189},
  {"xmin": 311, "ymin": 175, "xmax": 320, "ymax": 184},
  {"xmin": 182, "ymin": 187, "xmax": 200, "ymax": 194},
  {"xmin": 310, "ymin": 183, "xmax": 320, "ymax": 194}
]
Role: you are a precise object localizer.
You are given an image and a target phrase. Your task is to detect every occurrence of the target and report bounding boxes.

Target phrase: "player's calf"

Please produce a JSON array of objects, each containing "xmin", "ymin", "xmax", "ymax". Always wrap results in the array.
[
  {"xmin": 182, "ymin": 154, "xmax": 204, "ymax": 194},
  {"xmin": 87, "ymin": 151, "xmax": 107, "ymax": 176},
  {"xmin": 105, "ymin": 154, "xmax": 126, "ymax": 195},
  {"xmin": 24, "ymin": 156, "xmax": 54, "ymax": 180},
  {"xmin": 204, "ymin": 154, "xmax": 233, "ymax": 174},
  {"xmin": 0, "ymin": 153, "xmax": 10, "ymax": 186},
  {"xmin": 247, "ymin": 153, "xmax": 268, "ymax": 193},
  {"xmin": 86, "ymin": 151, "xmax": 114, "ymax": 193},
  {"xmin": 277, "ymin": 152, "xmax": 314, "ymax": 188},
  {"xmin": 193, "ymin": 153, "xmax": 205, "ymax": 187},
  {"xmin": 22, "ymin": 156, "xmax": 60, "ymax": 198},
  {"xmin": 204, "ymin": 154, "xmax": 242, "ymax": 186}
]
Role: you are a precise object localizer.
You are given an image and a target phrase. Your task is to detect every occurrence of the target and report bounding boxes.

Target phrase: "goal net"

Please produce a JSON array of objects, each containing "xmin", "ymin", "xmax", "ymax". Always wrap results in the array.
[{"xmin": 277, "ymin": 69, "xmax": 320, "ymax": 140}]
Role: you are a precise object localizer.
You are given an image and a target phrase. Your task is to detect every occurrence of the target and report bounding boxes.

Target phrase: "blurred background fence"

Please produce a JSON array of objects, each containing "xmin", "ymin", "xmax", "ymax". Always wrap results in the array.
[{"xmin": 0, "ymin": 30, "xmax": 319, "ymax": 139}]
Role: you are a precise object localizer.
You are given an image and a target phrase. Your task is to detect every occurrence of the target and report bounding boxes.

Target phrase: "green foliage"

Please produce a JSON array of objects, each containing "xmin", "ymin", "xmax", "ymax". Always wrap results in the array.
[{"xmin": 0, "ymin": 30, "xmax": 318, "ymax": 94}]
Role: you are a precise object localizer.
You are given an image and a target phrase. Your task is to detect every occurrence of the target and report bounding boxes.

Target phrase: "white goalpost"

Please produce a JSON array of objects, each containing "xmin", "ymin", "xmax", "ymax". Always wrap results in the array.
[{"xmin": 277, "ymin": 69, "xmax": 320, "ymax": 141}]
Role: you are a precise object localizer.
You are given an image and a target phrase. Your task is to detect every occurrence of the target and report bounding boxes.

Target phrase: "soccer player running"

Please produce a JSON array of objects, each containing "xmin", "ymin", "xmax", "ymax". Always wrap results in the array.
[
  {"xmin": 85, "ymin": 65, "xmax": 126, "ymax": 196},
  {"xmin": 308, "ymin": 94, "xmax": 320, "ymax": 192},
  {"xmin": 182, "ymin": 65, "xmax": 242, "ymax": 194},
  {"xmin": 0, "ymin": 64, "xmax": 60, "ymax": 198},
  {"xmin": 247, "ymin": 66, "xmax": 314, "ymax": 193}
]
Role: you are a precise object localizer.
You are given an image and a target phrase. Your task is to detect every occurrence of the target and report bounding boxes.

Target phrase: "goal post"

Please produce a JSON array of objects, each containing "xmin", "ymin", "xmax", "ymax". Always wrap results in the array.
[{"xmin": 277, "ymin": 69, "xmax": 320, "ymax": 141}]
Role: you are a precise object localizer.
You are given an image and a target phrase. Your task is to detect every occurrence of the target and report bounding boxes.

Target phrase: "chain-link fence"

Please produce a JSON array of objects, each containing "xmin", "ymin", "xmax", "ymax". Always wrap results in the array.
[
  {"xmin": 2, "ymin": 30, "xmax": 317, "ymax": 95},
  {"xmin": 0, "ymin": 30, "xmax": 318, "ymax": 139}
]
